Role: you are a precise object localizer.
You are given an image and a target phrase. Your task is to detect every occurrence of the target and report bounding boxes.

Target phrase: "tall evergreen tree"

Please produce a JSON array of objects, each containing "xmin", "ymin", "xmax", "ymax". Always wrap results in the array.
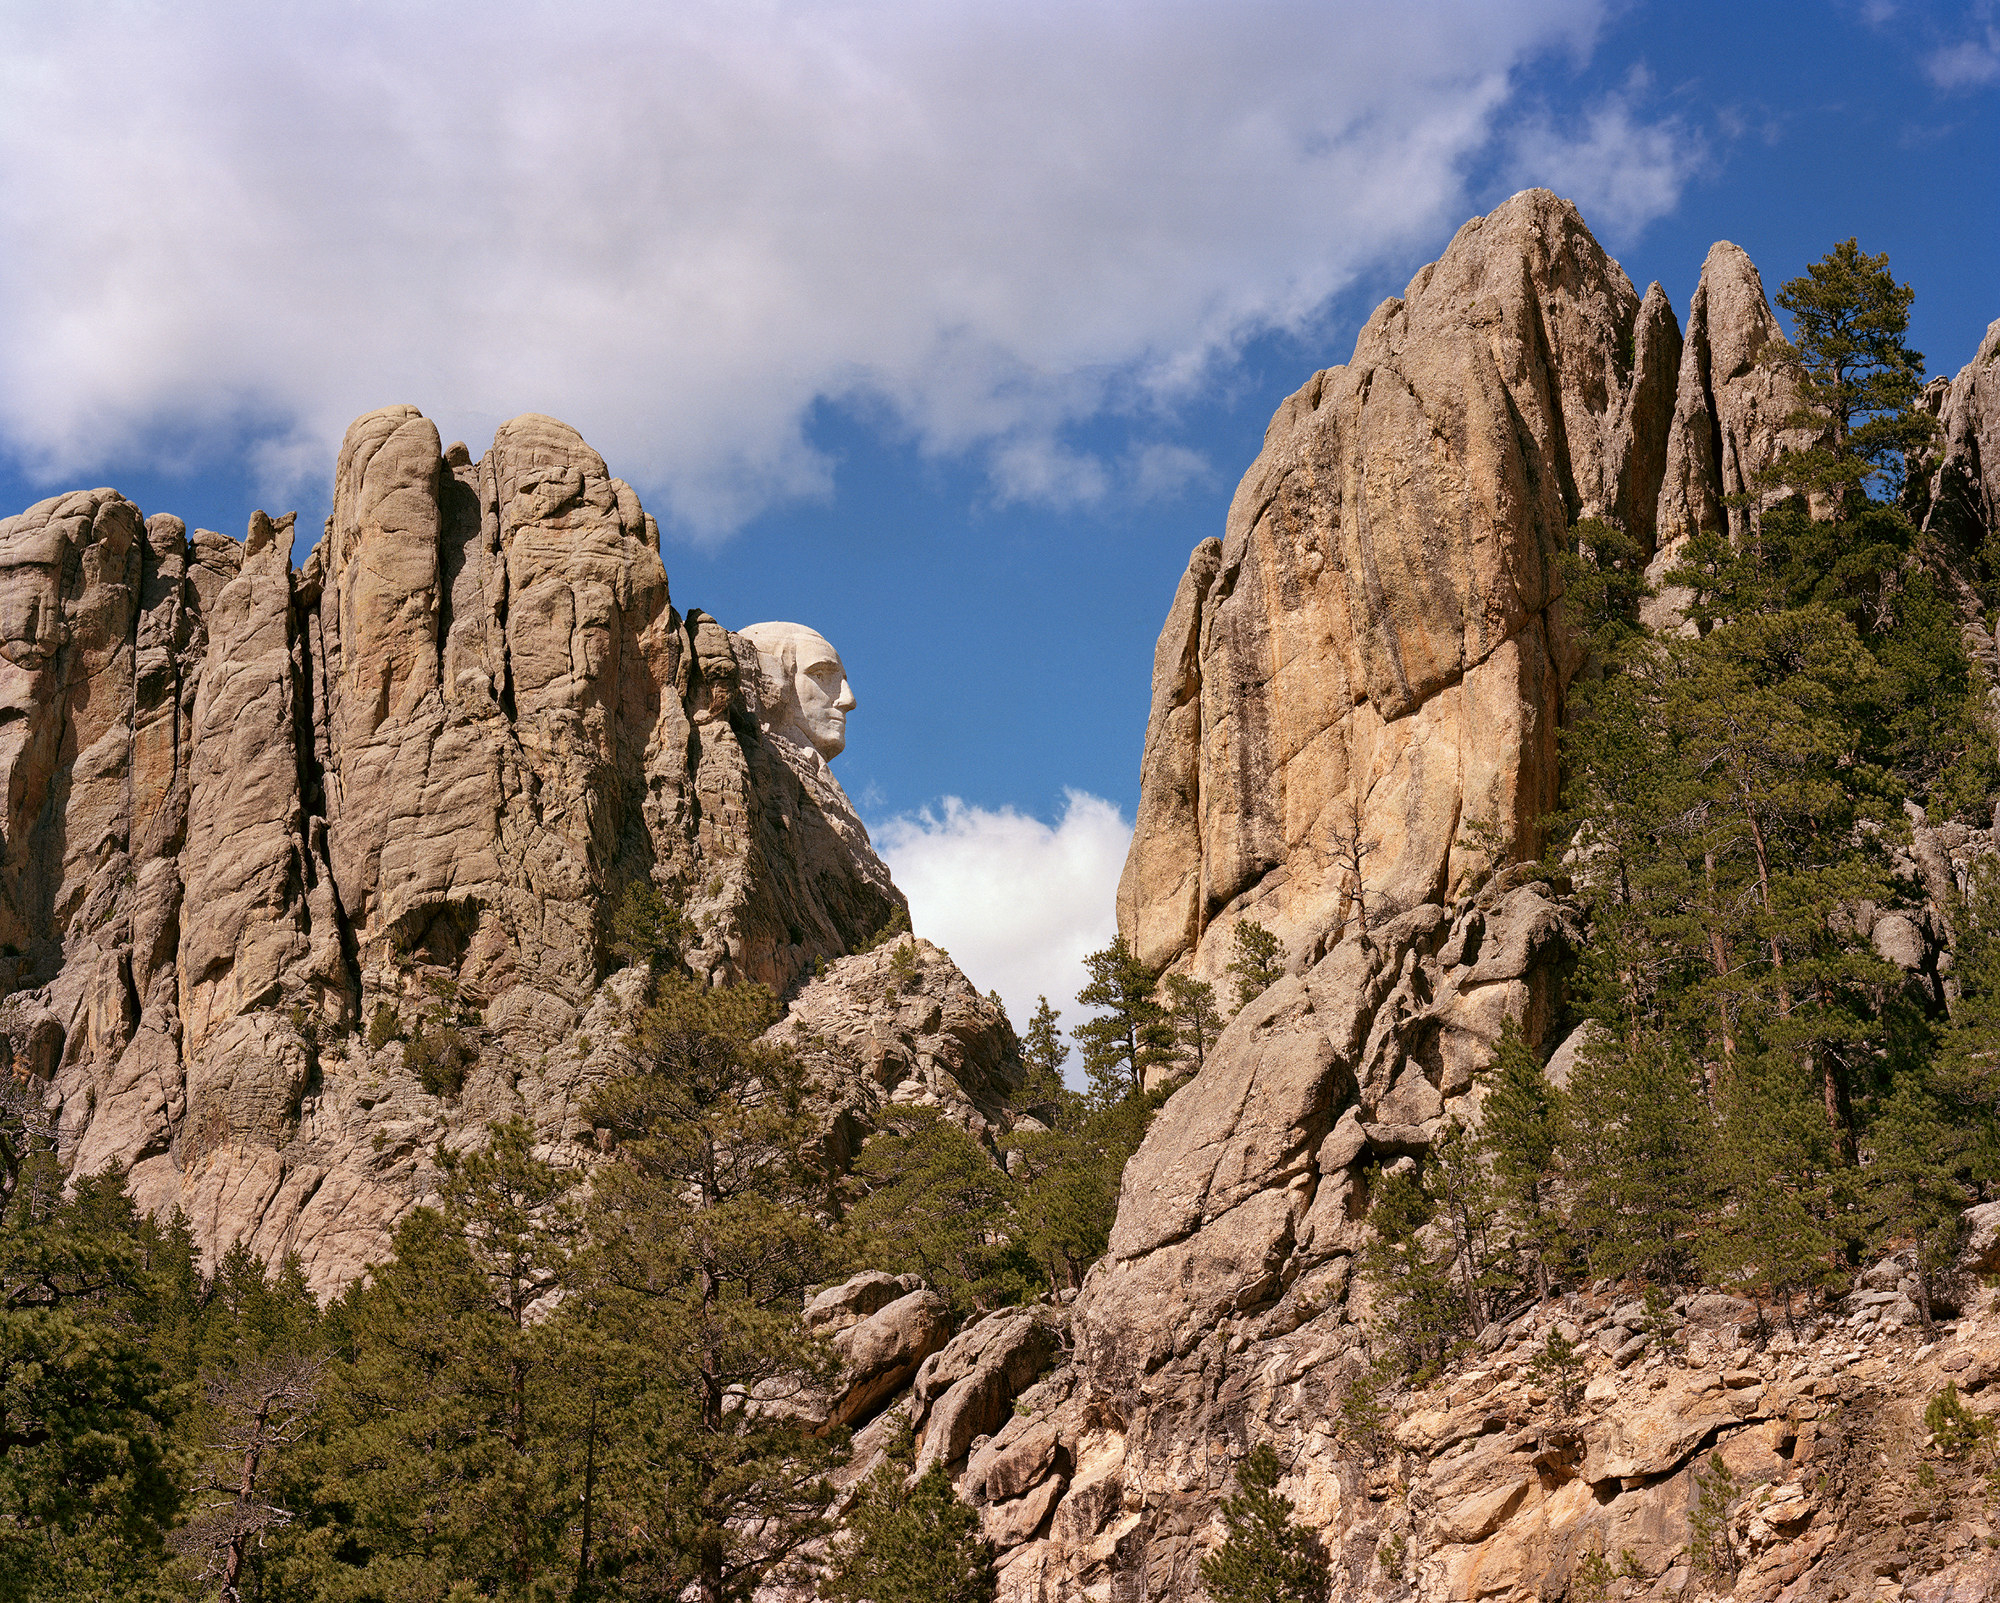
[
  {"xmin": 1480, "ymin": 1018, "xmax": 1566, "ymax": 1298},
  {"xmin": 1012, "ymin": 996, "xmax": 1069, "ymax": 1112},
  {"xmin": 0, "ymin": 1087, "xmax": 187, "ymax": 1601},
  {"xmin": 584, "ymin": 976, "xmax": 842, "ymax": 1603},
  {"xmin": 292, "ymin": 1121, "xmax": 588, "ymax": 1601},
  {"xmin": 1072, "ymin": 936, "xmax": 1174, "ymax": 1100},
  {"xmin": 1163, "ymin": 972, "xmax": 1223, "ymax": 1076},
  {"xmin": 1764, "ymin": 239, "xmax": 1933, "ymax": 509},
  {"xmin": 1560, "ymin": 1034, "xmax": 1711, "ymax": 1286},
  {"xmin": 1359, "ymin": 1165, "xmax": 1469, "ymax": 1378}
]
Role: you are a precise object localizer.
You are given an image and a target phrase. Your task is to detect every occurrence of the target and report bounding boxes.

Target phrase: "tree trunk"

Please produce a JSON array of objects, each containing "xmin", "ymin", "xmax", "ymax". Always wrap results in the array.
[{"xmin": 573, "ymin": 1391, "xmax": 599, "ymax": 1602}]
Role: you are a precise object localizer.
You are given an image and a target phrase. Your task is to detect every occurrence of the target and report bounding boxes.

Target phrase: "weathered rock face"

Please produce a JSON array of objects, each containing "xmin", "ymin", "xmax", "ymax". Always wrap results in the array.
[
  {"xmin": 1015, "ymin": 196, "xmax": 1991, "ymax": 1602},
  {"xmin": 1645, "ymin": 241, "xmax": 1816, "ymax": 630},
  {"xmin": 0, "ymin": 407, "xmax": 906, "ymax": 1292},
  {"xmin": 1116, "ymin": 190, "xmax": 1682, "ymax": 984},
  {"xmin": 1083, "ymin": 880, "xmax": 1576, "ymax": 1392},
  {"xmin": 1116, "ymin": 194, "xmax": 1835, "ymax": 989},
  {"xmin": 1917, "ymin": 318, "xmax": 2000, "ymax": 563},
  {"xmin": 984, "ymin": 1239, "xmax": 2000, "ymax": 1603},
  {"xmin": 1915, "ymin": 319, "xmax": 2000, "ymax": 739},
  {"xmin": 765, "ymin": 934, "xmax": 1026, "ymax": 1163}
]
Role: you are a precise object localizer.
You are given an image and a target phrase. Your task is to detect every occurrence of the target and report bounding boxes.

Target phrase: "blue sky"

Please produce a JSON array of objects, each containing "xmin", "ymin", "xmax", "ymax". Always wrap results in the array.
[{"xmin": 2, "ymin": 0, "xmax": 1997, "ymax": 1030}]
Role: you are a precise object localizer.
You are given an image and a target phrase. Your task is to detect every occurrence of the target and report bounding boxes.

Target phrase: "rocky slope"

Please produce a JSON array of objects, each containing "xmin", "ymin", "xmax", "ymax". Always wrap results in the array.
[{"xmin": 0, "ymin": 407, "xmax": 1005, "ymax": 1291}]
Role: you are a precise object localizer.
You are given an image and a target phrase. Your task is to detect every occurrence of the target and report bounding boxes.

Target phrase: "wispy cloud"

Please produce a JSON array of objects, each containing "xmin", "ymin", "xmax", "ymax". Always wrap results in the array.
[
  {"xmin": 1506, "ymin": 69, "xmax": 1707, "ymax": 244},
  {"xmin": 0, "ymin": 1, "xmax": 1677, "ymax": 536},
  {"xmin": 874, "ymin": 791, "xmax": 1130, "ymax": 1068},
  {"xmin": 1927, "ymin": 5, "xmax": 2000, "ymax": 88}
]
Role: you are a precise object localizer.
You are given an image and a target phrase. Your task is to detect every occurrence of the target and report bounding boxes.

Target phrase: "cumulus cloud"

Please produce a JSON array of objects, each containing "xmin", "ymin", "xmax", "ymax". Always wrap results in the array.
[
  {"xmin": 875, "ymin": 792, "xmax": 1130, "ymax": 1069},
  {"xmin": 1506, "ymin": 71, "xmax": 1706, "ymax": 244},
  {"xmin": 0, "ymin": 0, "xmax": 1680, "ymax": 534}
]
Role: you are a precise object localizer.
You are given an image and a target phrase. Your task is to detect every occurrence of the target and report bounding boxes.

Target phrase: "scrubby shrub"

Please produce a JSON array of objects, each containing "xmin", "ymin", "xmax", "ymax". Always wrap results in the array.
[
  {"xmin": 367, "ymin": 1003, "xmax": 402, "ymax": 1051},
  {"xmin": 405, "ymin": 1021, "xmax": 475, "ymax": 1099}
]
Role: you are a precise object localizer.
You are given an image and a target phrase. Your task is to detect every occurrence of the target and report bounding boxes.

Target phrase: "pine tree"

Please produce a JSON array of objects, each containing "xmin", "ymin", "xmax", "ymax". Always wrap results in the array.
[
  {"xmin": 0, "ymin": 1099, "xmax": 187, "ymax": 1601},
  {"xmin": 1764, "ymin": 239, "xmax": 1933, "ymax": 510},
  {"xmin": 1197, "ymin": 1443, "xmax": 1329, "ymax": 1603},
  {"xmin": 1163, "ymin": 972, "xmax": 1222, "ymax": 1076},
  {"xmin": 1480, "ymin": 1017, "xmax": 1565, "ymax": 1296},
  {"xmin": 1702, "ymin": 1050, "xmax": 1845, "ymax": 1330},
  {"xmin": 821, "ymin": 1462, "xmax": 996, "ymax": 1603},
  {"xmin": 1424, "ymin": 1122, "xmax": 1512, "ymax": 1332},
  {"xmin": 607, "ymin": 877, "xmax": 692, "ymax": 973},
  {"xmin": 844, "ymin": 1109, "xmax": 1035, "ymax": 1316},
  {"xmin": 1528, "ymin": 1328, "xmax": 1587, "ymax": 1422},
  {"xmin": 1865, "ymin": 1073, "xmax": 1970, "ymax": 1337},
  {"xmin": 1012, "ymin": 996, "xmax": 1069, "ymax": 1112},
  {"xmin": 583, "ymin": 975, "xmax": 842, "ymax": 1603},
  {"xmin": 1359, "ymin": 1167, "xmax": 1469, "ymax": 1378},
  {"xmin": 170, "ymin": 1243, "xmax": 324, "ymax": 1602},
  {"xmin": 1689, "ymin": 1451, "xmax": 1740, "ymax": 1584},
  {"xmin": 1561, "ymin": 1033, "xmax": 1711, "ymax": 1286},
  {"xmin": 296, "ymin": 1120, "xmax": 589, "ymax": 1600},
  {"xmin": 1072, "ymin": 936, "xmax": 1174, "ymax": 1100},
  {"xmin": 1226, "ymin": 920, "xmax": 1285, "ymax": 1011},
  {"xmin": 1007, "ymin": 1091, "xmax": 1156, "ymax": 1293}
]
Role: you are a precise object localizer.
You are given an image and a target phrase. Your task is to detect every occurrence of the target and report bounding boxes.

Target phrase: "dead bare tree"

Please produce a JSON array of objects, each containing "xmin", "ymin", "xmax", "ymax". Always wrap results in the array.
[
  {"xmin": 1331, "ymin": 802, "xmax": 1380, "ymax": 937},
  {"xmin": 172, "ymin": 1352, "xmax": 327, "ymax": 1601}
]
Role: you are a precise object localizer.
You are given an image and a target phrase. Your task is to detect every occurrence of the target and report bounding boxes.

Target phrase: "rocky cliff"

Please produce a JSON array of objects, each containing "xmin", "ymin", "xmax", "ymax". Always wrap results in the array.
[
  {"xmin": 942, "ymin": 192, "xmax": 2000, "ymax": 1602},
  {"xmin": 0, "ymin": 406, "xmax": 957, "ymax": 1291},
  {"xmin": 1114, "ymin": 192, "xmax": 1833, "ymax": 986}
]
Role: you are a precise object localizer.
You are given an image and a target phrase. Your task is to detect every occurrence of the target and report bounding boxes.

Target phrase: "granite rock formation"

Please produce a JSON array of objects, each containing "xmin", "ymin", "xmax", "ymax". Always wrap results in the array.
[
  {"xmin": 963, "ymin": 1243, "xmax": 2000, "ymax": 1603},
  {"xmin": 0, "ymin": 407, "xmax": 910, "ymax": 1291},
  {"xmin": 1116, "ymin": 190, "xmax": 1682, "ymax": 983},
  {"xmin": 1916, "ymin": 317, "xmax": 2000, "ymax": 564},
  {"xmin": 977, "ymin": 190, "xmax": 2000, "ymax": 1601},
  {"xmin": 1115, "ymin": 193, "xmax": 1834, "ymax": 989},
  {"xmin": 1644, "ymin": 242, "xmax": 1817, "ymax": 629},
  {"xmin": 766, "ymin": 933, "xmax": 1026, "ymax": 1166}
]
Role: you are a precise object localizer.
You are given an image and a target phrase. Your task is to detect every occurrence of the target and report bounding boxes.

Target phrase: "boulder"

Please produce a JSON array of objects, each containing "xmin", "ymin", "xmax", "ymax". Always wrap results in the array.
[
  {"xmin": 765, "ymin": 936, "xmax": 1025, "ymax": 1149},
  {"xmin": 831, "ymin": 1287, "xmax": 953, "ymax": 1430},
  {"xmin": 807, "ymin": 1270, "xmax": 924, "ymax": 1333},
  {"xmin": 1960, "ymin": 1200, "xmax": 2000, "ymax": 1278}
]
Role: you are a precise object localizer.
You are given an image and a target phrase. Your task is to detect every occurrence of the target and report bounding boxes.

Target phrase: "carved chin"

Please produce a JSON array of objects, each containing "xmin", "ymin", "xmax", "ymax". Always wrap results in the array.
[{"xmin": 771, "ymin": 713, "xmax": 845, "ymax": 759}]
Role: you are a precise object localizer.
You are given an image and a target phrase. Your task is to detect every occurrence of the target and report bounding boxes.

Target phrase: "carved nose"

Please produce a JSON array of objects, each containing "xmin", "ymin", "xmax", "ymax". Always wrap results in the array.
[{"xmin": 835, "ymin": 681, "xmax": 857, "ymax": 712}]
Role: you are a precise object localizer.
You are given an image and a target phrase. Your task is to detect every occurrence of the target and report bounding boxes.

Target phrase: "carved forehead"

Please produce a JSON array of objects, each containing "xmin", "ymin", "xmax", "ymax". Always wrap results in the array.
[{"xmin": 740, "ymin": 621, "xmax": 844, "ymax": 674}]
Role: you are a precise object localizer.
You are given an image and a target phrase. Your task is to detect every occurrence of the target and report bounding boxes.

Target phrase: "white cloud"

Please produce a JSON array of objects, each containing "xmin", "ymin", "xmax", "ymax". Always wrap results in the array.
[
  {"xmin": 0, "ymin": 0, "xmax": 1669, "ymax": 535},
  {"xmin": 1506, "ymin": 72, "xmax": 1706, "ymax": 244},
  {"xmin": 875, "ymin": 792, "xmax": 1130, "ymax": 1075},
  {"xmin": 1129, "ymin": 444, "xmax": 1213, "ymax": 505},
  {"xmin": 1927, "ymin": 7, "xmax": 2000, "ymax": 88}
]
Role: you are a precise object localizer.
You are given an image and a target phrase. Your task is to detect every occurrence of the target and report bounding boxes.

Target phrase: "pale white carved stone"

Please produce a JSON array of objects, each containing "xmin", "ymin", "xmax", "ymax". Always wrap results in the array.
[{"xmin": 740, "ymin": 621, "xmax": 858, "ymax": 760}]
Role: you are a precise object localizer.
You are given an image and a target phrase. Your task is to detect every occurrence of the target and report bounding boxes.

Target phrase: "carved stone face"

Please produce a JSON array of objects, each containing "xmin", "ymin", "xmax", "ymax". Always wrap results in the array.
[{"xmin": 739, "ymin": 622, "xmax": 858, "ymax": 760}]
